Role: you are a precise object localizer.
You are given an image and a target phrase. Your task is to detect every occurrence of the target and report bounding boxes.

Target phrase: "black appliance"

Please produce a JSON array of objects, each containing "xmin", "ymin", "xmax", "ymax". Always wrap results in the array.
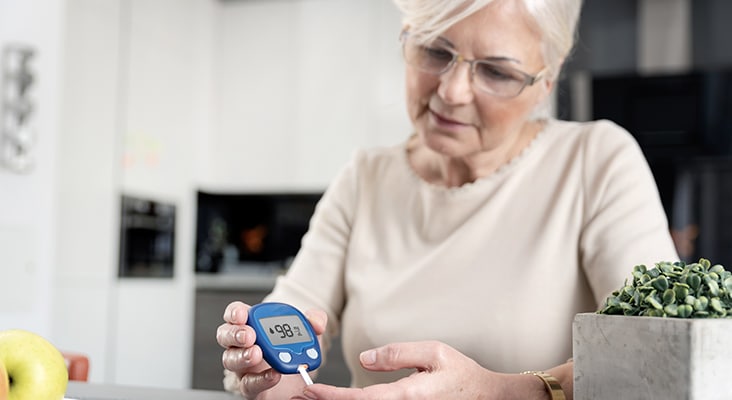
[
  {"xmin": 592, "ymin": 69, "xmax": 732, "ymax": 266},
  {"xmin": 118, "ymin": 195, "xmax": 176, "ymax": 278},
  {"xmin": 195, "ymin": 191, "xmax": 322, "ymax": 273}
]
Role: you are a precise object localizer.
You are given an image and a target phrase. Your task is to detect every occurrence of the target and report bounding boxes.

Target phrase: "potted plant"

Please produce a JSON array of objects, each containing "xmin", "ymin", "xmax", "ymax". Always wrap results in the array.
[{"xmin": 573, "ymin": 259, "xmax": 732, "ymax": 400}]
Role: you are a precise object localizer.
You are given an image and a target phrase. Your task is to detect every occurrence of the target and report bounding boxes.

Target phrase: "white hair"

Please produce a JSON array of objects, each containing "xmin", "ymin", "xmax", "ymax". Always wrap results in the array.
[{"xmin": 392, "ymin": 0, "xmax": 583, "ymax": 118}]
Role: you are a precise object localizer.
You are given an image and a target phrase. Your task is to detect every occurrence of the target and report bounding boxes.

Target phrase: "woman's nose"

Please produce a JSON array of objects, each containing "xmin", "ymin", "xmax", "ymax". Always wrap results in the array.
[{"xmin": 437, "ymin": 61, "xmax": 474, "ymax": 105}]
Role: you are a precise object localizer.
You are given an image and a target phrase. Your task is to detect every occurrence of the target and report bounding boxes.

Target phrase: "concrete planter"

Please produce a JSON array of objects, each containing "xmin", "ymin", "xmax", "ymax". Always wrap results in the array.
[{"xmin": 573, "ymin": 313, "xmax": 732, "ymax": 400}]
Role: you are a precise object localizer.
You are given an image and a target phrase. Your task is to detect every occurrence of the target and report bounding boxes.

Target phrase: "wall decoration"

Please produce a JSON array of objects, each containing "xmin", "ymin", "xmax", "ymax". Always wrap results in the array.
[{"xmin": 1, "ymin": 45, "xmax": 36, "ymax": 173}]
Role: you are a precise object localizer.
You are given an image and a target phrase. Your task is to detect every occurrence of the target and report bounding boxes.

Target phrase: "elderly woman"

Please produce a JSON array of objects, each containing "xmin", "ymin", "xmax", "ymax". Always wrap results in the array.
[{"xmin": 216, "ymin": 0, "xmax": 679, "ymax": 399}]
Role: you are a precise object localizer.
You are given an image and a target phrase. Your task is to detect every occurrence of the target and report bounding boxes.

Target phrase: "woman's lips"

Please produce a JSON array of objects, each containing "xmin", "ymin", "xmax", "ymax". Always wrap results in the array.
[{"xmin": 429, "ymin": 110, "xmax": 470, "ymax": 129}]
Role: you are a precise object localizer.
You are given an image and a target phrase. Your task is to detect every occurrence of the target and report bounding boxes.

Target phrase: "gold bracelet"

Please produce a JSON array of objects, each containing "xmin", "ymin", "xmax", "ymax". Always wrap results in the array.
[{"xmin": 521, "ymin": 371, "xmax": 566, "ymax": 400}]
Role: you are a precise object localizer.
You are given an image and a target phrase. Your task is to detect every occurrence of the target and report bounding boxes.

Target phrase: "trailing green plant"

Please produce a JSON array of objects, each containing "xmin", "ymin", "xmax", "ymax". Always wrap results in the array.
[{"xmin": 598, "ymin": 258, "xmax": 732, "ymax": 318}]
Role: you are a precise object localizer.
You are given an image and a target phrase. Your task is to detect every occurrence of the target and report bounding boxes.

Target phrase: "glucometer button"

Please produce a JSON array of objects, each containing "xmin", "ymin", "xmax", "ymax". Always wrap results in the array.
[
  {"xmin": 306, "ymin": 348, "xmax": 319, "ymax": 360},
  {"xmin": 278, "ymin": 352, "xmax": 292, "ymax": 363}
]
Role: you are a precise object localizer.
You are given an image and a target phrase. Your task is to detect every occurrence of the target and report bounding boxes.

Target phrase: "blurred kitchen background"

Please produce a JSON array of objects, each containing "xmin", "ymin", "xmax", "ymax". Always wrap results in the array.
[{"xmin": 0, "ymin": 0, "xmax": 730, "ymax": 392}]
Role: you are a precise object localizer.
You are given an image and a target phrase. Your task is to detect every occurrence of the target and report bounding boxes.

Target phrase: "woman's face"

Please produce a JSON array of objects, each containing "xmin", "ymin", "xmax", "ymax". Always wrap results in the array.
[{"xmin": 405, "ymin": 0, "xmax": 552, "ymax": 158}]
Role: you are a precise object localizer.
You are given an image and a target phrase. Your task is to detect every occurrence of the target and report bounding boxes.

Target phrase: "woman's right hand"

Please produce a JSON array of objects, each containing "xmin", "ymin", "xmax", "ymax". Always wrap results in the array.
[{"xmin": 216, "ymin": 301, "xmax": 328, "ymax": 399}]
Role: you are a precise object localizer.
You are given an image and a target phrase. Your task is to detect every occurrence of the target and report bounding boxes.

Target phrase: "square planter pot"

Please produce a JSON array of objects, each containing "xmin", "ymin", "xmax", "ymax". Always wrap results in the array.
[{"xmin": 573, "ymin": 313, "xmax": 732, "ymax": 400}]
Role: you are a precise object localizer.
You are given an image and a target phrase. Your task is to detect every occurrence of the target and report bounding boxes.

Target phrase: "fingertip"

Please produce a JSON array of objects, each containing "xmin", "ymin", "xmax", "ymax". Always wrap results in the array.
[
  {"xmin": 240, "ymin": 368, "xmax": 282, "ymax": 398},
  {"xmin": 249, "ymin": 343, "xmax": 263, "ymax": 362},
  {"xmin": 357, "ymin": 342, "xmax": 432, "ymax": 372},
  {"xmin": 305, "ymin": 309, "xmax": 328, "ymax": 333},
  {"xmin": 302, "ymin": 383, "xmax": 352, "ymax": 400},
  {"xmin": 301, "ymin": 386, "xmax": 321, "ymax": 400},
  {"xmin": 359, "ymin": 349, "xmax": 377, "ymax": 366},
  {"xmin": 224, "ymin": 301, "xmax": 249, "ymax": 324},
  {"xmin": 234, "ymin": 329, "xmax": 250, "ymax": 346},
  {"xmin": 263, "ymin": 368, "xmax": 281, "ymax": 383}
]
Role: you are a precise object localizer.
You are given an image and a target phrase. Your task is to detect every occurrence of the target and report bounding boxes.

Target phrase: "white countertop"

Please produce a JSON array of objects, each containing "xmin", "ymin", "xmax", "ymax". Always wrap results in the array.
[{"xmin": 65, "ymin": 381, "xmax": 239, "ymax": 400}]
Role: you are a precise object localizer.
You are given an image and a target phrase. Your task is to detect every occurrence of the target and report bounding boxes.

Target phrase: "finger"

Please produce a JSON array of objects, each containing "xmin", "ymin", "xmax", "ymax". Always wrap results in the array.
[
  {"xmin": 304, "ymin": 309, "xmax": 328, "ymax": 336},
  {"xmin": 222, "ymin": 344, "xmax": 264, "ymax": 373},
  {"xmin": 303, "ymin": 381, "xmax": 423, "ymax": 400},
  {"xmin": 223, "ymin": 301, "xmax": 250, "ymax": 324},
  {"xmin": 239, "ymin": 369, "xmax": 281, "ymax": 399},
  {"xmin": 216, "ymin": 322, "xmax": 256, "ymax": 348},
  {"xmin": 359, "ymin": 341, "xmax": 444, "ymax": 372},
  {"xmin": 302, "ymin": 384, "xmax": 366, "ymax": 400}
]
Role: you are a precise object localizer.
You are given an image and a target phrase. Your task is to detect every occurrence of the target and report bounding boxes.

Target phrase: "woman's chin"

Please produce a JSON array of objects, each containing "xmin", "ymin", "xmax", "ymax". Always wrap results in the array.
[{"xmin": 423, "ymin": 132, "xmax": 469, "ymax": 157}]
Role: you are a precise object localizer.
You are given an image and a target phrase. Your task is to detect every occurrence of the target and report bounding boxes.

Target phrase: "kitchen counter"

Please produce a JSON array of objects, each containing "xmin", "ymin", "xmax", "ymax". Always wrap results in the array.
[
  {"xmin": 66, "ymin": 381, "xmax": 239, "ymax": 400},
  {"xmin": 195, "ymin": 268, "xmax": 285, "ymax": 291}
]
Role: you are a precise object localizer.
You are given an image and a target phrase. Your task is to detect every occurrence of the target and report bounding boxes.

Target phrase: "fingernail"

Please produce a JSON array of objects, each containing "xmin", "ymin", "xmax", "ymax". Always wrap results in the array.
[
  {"xmin": 264, "ymin": 369, "xmax": 275, "ymax": 381},
  {"xmin": 360, "ymin": 349, "xmax": 376, "ymax": 365},
  {"xmin": 235, "ymin": 330, "xmax": 247, "ymax": 344},
  {"xmin": 231, "ymin": 307, "xmax": 241, "ymax": 322},
  {"xmin": 305, "ymin": 310, "xmax": 323, "ymax": 327},
  {"xmin": 302, "ymin": 389, "xmax": 318, "ymax": 400}
]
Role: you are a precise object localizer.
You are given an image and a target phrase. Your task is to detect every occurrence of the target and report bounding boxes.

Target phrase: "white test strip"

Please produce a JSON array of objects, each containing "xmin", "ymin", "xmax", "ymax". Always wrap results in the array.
[{"xmin": 298, "ymin": 364, "xmax": 314, "ymax": 386}]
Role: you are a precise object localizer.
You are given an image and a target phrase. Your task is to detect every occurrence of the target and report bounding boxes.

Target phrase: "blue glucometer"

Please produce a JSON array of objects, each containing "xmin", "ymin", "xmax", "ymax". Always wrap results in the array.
[{"xmin": 246, "ymin": 302, "xmax": 322, "ymax": 375}]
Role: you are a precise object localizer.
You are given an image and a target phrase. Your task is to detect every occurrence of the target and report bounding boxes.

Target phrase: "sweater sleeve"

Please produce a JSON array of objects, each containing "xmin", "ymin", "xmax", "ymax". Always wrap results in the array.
[
  {"xmin": 265, "ymin": 150, "xmax": 361, "ymax": 339},
  {"xmin": 579, "ymin": 120, "xmax": 680, "ymax": 305}
]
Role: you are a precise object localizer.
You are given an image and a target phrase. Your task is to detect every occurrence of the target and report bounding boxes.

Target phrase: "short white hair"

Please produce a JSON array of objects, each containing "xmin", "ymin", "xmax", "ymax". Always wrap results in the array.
[
  {"xmin": 393, "ymin": 0, "xmax": 582, "ymax": 119},
  {"xmin": 393, "ymin": 0, "xmax": 583, "ymax": 82}
]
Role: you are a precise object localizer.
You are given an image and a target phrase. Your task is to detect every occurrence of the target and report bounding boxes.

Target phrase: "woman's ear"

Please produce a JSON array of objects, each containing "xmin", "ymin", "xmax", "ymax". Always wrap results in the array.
[
  {"xmin": 534, "ymin": 73, "xmax": 555, "ymax": 105},
  {"xmin": 540, "ymin": 59, "xmax": 566, "ymax": 98},
  {"xmin": 545, "ymin": 59, "xmax": 565, "ymax": 94},
  {"xmin": 542, "ymin": 77, "xmax": 554, "ymax": 93}
]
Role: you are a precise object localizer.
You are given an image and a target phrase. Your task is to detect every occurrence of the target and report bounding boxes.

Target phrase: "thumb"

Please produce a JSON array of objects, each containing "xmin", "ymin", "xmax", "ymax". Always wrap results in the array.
[
  {"xmin": 359, "ymin": 341, "xmax": 441, "ymax": 372},
  {"xmin": 304, "ymin": 309, "xmax": 328, "ymax": 336}
]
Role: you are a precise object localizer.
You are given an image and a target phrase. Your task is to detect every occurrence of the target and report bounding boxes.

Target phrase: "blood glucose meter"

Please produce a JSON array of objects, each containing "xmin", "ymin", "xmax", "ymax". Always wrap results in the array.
[{"xmin": 246, "ymin": 302, "xmax": 321, "ymax": 384}]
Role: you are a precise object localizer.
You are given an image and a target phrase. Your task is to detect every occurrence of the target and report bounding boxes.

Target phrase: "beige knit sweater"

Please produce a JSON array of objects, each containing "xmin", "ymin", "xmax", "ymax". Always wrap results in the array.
[{"xmin": 267, "ymin": 118, "xmax": 679, "ymax": 387}]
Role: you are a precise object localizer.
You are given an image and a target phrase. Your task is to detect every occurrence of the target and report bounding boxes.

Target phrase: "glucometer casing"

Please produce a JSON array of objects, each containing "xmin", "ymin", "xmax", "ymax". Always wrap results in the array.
[{"xmin": 247, "ymin": 302, "xmax": 322, "ymax": 374}]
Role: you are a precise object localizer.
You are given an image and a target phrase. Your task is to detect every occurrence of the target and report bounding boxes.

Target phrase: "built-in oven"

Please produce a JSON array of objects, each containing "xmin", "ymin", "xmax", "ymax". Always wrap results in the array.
[{"xmin": 118, "ymin": 195, "xmax": 176, "ymax": 278}]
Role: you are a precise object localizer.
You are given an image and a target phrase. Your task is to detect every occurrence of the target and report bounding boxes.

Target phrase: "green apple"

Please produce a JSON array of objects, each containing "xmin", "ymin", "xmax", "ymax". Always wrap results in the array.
[
  {"xmin": 0, "ymin": 361, "xmax": 8, "ymax": 400},
  {"xmin": 0, "ymin": 330, "xmax": 68, "ymax": 400}
]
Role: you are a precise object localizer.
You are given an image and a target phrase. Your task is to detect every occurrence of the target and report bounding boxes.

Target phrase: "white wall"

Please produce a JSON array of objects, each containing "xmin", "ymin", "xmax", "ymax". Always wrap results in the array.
[
  {"xmin": 54, "ymin": 0, "xmax": 214, "ymax": 388},
  {"xmin": 206, "ymin": 0, "xmax": 408, "ymax": 191},
  {"xmin": 0, "ymin": 0, "xmax": 64, "ymax": 338},
  {"xmin": 291, "ymin": 0, "xmax": 408, "ymax": 187},
  {"xmin": 112, "ymin": 0, "xmax": 214, "ymax": 388},
  {"xmin": 52, "ymin": 0, "xmax": 122, "ymax": 383}
]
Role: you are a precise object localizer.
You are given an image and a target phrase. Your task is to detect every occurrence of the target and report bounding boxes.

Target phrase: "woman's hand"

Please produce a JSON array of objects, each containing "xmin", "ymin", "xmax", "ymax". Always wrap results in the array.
[
  {"xmin": 217, "ymin": 301, "xmax": 328, "ymax": 399},
  {"xmin": 299, "ymin": 341, "xmax": 548, "ymax": 400}
]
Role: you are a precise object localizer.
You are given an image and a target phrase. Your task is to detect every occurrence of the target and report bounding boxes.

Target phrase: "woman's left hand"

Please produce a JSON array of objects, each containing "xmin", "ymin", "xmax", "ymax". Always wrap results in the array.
[{"xmin": 297, "ymin": 341, "xmax": 519, "ymax": 400}]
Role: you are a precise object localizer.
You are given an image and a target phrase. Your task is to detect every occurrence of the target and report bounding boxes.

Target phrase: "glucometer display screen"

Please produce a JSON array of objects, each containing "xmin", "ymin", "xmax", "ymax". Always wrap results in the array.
[{"xmin": 259, "ymin": 315, "xmax": 313, "ymax": 345}]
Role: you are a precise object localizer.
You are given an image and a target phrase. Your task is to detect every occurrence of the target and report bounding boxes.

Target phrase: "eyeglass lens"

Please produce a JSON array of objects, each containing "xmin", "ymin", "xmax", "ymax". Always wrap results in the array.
[{"xmin": 403, "ymin": 35, "xmax": 532, "ymax": 97}]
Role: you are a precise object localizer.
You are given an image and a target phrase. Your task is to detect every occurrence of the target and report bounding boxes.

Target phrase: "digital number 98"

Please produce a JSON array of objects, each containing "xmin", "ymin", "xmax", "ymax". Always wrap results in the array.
[{"xmin": 274, "ymin": 324, "xmax": 294, "ymax": 338}]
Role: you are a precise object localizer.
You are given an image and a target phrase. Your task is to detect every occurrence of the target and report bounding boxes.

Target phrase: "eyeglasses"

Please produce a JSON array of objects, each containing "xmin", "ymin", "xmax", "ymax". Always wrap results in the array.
[{"xmin": 400, "ymin": 31, "xmax": 546, "ymax": 98}]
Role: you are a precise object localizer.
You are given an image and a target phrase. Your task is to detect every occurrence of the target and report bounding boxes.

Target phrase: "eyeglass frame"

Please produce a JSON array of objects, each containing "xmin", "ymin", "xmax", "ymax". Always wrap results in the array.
[{"xmin": 399, "ymin": 30, "xmax": 547, "ymax": 98}]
